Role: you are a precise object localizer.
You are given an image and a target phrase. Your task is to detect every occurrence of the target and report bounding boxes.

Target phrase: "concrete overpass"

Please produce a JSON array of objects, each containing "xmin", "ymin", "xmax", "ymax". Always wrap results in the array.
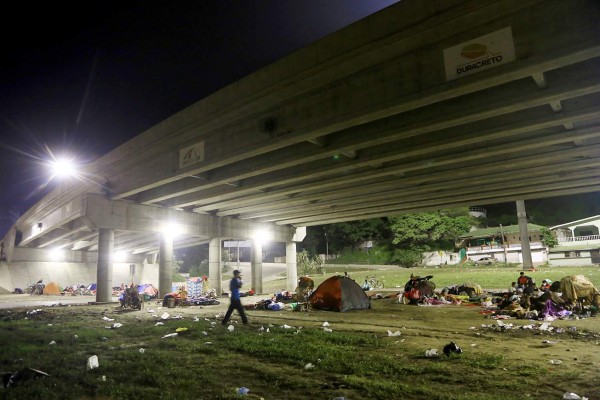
[{"xmin": 1, "ymin": 0, "xmax": 600, "ymax": 300}]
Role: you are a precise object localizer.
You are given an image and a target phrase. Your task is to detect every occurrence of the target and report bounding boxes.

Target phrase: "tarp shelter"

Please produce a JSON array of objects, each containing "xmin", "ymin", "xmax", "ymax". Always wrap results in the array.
[
  {"xmin": 87, "ymin": 283, "xmax": 97, "ymax": 291},
  {"xmin": 43, "ymin": 282, "xmax": 61, "ymax": 295},
  {"xmin": 309, "ymin": 276, "xmax": 370, "ymax": 312},
  {"xmin": 559, "ymin": 275, "xmax": 600, "ymax": 306}
]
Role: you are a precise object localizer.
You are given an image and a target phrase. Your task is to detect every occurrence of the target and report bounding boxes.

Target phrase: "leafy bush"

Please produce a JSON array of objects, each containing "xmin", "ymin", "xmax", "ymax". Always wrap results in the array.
[
  {"xmin": 390, "ymin": 249, "xmax": 422, "ymax": 268},
  {"xmin": 297, "ymin": 250, "xmax": 324, "ymax": 275},
  {"xmin": 326, "ymin": 246, "xmax": 392, "ymax": 265}
]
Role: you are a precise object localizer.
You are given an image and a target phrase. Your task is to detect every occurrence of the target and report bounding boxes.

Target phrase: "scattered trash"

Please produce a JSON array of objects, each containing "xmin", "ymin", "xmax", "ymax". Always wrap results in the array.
[
  {"xmin": 161, "ymin": 312, "xmax": 170, "ymax": 320},
  {"xmin": 443, "ymin": 342, "xmax": 462, "ymax": 356},
  {"xmin": 175, "ymin": 327, "xmax": 189, "ymax": 334},
  {"xmin": 139, "ymin": 348, "xmax": 145, "ymax": 354},
  {"xmin": 2, "ymin": 368, "xmax": 50, "ymax": 388},
  {"xmin": 539, "ymin": 322, "xmax": 551, "ymax": 331},
  {"xmin": 204, "ymin": 342, "xmax": 212, "ymax": 345},
  {"xmin": 281, "ymin": 324, "xmax": 293, "ymax": 329},
  {"xmin": 48, "ymin": 340, "xmax": 56, "ymax": 345},
  {"xmin": 470, "ymin": 344, "xmax": 477, "ymax": 347},
  {"xmin": 323, "ymin": 327, "xmax": 332, "ymax": 333},
  {"xmin": 147, "ymin": 309, "xmax": 155, "ymax": 313},
  {"xmin": 47, "ymin": 324, "xmax": 52, "ymax": 327},
  {"xmin": 87, "ymin": 355, "xmax": 99, "ymax": 370},
  {"xmin": 387, "ymin": 330, "xmax": 401, "ymax": 337},
  {"xmin": 101, "ymin": 375, "xmax": 106, "ymax": 382},
  {"xmin": 322, "ymin": 322, "xmax": 330, "ymax": 327},
  {"xmin": 563, "ymin": 392, "xmax": 588, "ymax": 400},
  {"xmin": 542, "ymin": 340, "xmax": 558, "ymax": 345},
  {"xmin": 202, "ymin": 331, "xmax": 208, "ymax": 335},
  {"xmin": 237, "ymin": 387, "xmax": 250, "ymax": 395},
  {"xmin": 549, "ymin": 359, "xmax": 563, "ymax": 365},
  {"xmin": 155, "ymin": 322, "xmax": 164, "ymax": 326},
  {"xmin": 101, "ymin": 337, "xmax": 108, "ymax": 341},
  {"xmin": 425, "ymin": 348, "xmax": 438, "ymax": 357},
  {"xmin": 161, "ymin": 333, "xmax": 178, "ymax": 339},
  {"xmin": 227, "ymin": 325, "xmax": 235, "ymax": 332},
  {"xmin": 304, "ymin": 363, "xmax": 315, "ymax": 369},
  {"xmin": 106, "ymin": 323, "xmax": 123, "ymax": 329},
  {"xmin": 193, "ymin": 317, "xmax": 199, "ymax": 322},
  {"xmin": 102, "ymin": 316, "xmax": 114, "ymax": 321},
  {"xmin": 73, "ymin": 335, "xmax": 78, "ymax": 340}
]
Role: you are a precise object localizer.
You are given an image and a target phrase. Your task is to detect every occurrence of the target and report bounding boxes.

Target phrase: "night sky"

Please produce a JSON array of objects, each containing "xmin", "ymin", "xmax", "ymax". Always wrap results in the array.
[{"xmin": 0, "ymin": 0, "xmax": 399, "ymax": 237}]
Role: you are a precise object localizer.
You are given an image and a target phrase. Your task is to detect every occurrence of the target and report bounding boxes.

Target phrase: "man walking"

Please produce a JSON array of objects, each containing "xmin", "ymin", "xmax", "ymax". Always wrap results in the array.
[{"xmin": 222, "ymin": 270, "xmax": 248, "ymax": 325}]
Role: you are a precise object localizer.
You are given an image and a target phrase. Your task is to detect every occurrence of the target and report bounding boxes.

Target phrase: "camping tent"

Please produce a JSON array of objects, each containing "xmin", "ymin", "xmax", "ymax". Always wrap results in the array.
[
  {"xmin": 309, "ymin": 276, "xmax": 370, "ymax": 312},
  {"xmin": 87, "ymin": 283, "xmax": 97, "ymax": 291},
  {"xmin": 43, "ymin": 282, "xmax": 61, "ymax": 295}
]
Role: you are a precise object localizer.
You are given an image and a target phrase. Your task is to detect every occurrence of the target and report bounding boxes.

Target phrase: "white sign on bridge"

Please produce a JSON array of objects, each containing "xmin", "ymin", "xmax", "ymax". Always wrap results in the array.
[
  {"xmin": 224, "ymin": 240, "xmax": 251, "ymax": 248},
  {"xmin": 443, "ymin": 27, "xmax": 515, "ymax": 81}
]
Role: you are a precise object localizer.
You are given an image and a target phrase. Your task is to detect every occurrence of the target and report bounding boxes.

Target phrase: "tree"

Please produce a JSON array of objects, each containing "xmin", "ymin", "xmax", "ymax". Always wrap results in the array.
[
  {"xmin": 388, "ymin": 208, "xmax": 476, "ymax": 251},
  {"xmin": 540, "ymin": 226, "xmax": 559, "ymax": 248},
  {"xmin": 174, "ymin": 245, "xmax": 208, "ymax": 273}
]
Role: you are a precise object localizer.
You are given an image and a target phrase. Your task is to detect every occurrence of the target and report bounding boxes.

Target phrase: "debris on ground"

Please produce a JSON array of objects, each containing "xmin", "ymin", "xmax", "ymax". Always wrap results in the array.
[
  {"xmin": 443, "ymin": 342, "xmax": 463, "ymax": 356},
  {"xmin": 425, "ymin": 349, "xmax": 438, "ymax": 357},
  {"xmin": 2, "ymin": 368, "xmax": 50, "ymax": 388},
  {"xmin": 87, "ymin": 355, "xmax": 99, "ymax": 370}
]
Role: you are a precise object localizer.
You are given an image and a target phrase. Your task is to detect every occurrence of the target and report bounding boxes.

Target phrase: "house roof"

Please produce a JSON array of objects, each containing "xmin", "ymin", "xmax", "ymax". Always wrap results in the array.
[
  {"xmin": 458, "ymin": 224, "xmax": 545, "ymax": 240},
  {"xmin": 550, "ymin": 215, "xmax": 600, "ymax": 230}
]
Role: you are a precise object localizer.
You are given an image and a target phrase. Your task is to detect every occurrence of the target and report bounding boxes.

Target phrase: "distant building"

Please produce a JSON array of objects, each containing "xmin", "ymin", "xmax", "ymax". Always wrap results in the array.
[
  {"xmin": 548, "ymin": 215, "xmax": 600, "ymax": 266},
  {"xmin": 457, "ymin": 224, "xmax": 547, "ymax": 265}
]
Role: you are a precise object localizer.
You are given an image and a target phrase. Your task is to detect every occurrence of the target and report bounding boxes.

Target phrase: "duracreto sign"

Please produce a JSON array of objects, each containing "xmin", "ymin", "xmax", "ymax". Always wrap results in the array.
[{"xmin": 443, "ymin": 27, "xmax": 516, "ymax": 81}]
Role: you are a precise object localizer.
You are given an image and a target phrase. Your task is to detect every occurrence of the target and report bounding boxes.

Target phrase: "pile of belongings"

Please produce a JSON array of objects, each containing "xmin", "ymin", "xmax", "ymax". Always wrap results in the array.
[
  {"xmin": 275, "ymin": 290, "xmax": 293, "ymax": 301},
  {"xmin": 253, "ymin": 298, "xmax": 285, "ymax": 311}
]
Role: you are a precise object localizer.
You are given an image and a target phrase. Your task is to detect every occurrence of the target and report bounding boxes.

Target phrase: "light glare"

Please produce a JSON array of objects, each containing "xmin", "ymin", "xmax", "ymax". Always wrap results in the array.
[{"xmin": 51, "ymin": 157, "xmax": 77, "ymax": 179}]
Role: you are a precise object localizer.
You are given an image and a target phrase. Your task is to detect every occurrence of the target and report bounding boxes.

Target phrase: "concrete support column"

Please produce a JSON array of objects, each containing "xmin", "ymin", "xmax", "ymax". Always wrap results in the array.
[
  {"xmin": 209, "ymin": 237, "xmax": 222, "ymax": 295},
  {"xmin": 96, "ymin": 228, "xmax": 114, "ymax": 303},
  {"xmin": 251, "ymin": 239, "xmax": 263, "ymax": 294},
  {"xmin": 286, "ymin": 241, "xmax": 298, "ymax": 292},
  {"xmin": 516, "ymin": 200, "xmax": 533, "ymax": 270},
  {"xmin": 159, "ymin": 233, "xmax": 174, "ymax": 298}
]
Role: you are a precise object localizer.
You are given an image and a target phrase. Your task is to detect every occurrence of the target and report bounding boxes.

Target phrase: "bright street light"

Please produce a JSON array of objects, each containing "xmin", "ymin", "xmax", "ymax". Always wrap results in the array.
[
  {"xmin": 49, "ymin": 157, "xmax": 77, "ymax": 179},
  {"xmin": 253, "ymin": 228, "xmax": 272, "ymax": 244}
]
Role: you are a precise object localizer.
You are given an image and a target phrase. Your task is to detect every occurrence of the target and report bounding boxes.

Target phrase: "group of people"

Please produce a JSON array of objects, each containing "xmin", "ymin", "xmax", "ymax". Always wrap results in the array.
[{"xmin": 509, "ymin": 271, "xmax": 554, "ymax": 295}]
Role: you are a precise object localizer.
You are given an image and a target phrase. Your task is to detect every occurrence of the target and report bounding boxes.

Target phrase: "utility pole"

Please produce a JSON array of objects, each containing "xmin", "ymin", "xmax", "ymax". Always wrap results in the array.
[{"xmin": 516, "ymin": 200, "xmax": 533, "ymax": 270}]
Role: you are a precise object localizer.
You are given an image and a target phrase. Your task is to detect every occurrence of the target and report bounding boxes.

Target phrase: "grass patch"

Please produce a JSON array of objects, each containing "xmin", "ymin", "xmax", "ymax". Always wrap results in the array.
[{"xmin": 0, "ymin": 293, "xmax": 598, "ymax": 399}]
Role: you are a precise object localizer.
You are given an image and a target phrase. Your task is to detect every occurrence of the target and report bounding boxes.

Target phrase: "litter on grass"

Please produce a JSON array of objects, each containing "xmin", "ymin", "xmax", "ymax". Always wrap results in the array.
[{"xmin": 87, "ymin": 355, "xmax": 99, "ymax": 370}]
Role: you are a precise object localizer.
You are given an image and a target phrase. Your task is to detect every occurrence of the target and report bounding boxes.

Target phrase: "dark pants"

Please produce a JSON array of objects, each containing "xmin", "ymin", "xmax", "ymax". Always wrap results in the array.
[{"xmin": 222, "ymin": 298, "xmax": 248, "ymax": 324}]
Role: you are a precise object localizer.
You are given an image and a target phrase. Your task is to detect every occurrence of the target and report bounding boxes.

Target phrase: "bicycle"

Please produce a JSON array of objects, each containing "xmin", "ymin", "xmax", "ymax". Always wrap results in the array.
[{"xmin": 367, "ymin": 276, "xmax": 384, "ymax": 289}]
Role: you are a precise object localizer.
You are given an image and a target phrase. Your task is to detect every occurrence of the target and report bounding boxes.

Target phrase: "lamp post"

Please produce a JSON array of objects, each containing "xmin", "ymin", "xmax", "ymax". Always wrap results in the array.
[{"xmin": 324, "ymin": 230, "xmax": 329, "ymax": 263}]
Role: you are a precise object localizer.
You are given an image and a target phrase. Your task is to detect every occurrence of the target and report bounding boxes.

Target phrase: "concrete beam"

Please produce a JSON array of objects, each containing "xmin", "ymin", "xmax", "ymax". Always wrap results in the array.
[
  {"xmin": 142, "ymin": 66, "xmax": 600, "ymax": 207},
  {"xmin": 83, "ymin": 193, "xmax": 295, "ymax": 242},
  {"xmin": 105, "ymin": 1, "xmax": 600, "ymax": 200}
]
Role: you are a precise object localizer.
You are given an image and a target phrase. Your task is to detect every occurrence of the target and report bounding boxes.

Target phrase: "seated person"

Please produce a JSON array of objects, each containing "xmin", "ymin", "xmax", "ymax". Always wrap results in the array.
[
  {"xmin": 517, "ymin": 272, "xmax": 533, "ymax": 289},
  {"xmin": 539, "ymin": 279, "xmax": 551, "ymax": 291},
  {"xmin": 404, "ymin": 274, "xmax": 419, "ymax": 292},
  {"xmin": 362, "ymin": 278, "xmax": 371, "ymax": 291}
]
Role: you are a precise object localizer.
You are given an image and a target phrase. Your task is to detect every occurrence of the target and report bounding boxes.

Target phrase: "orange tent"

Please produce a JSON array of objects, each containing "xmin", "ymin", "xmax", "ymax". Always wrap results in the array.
[
  {"xmin": 42, "ymin": 282, "xmax": 61, "ymax": 295},
  {"xmin": 309, "ymin": 276, "xmax": 370, "ymax": 312}
]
